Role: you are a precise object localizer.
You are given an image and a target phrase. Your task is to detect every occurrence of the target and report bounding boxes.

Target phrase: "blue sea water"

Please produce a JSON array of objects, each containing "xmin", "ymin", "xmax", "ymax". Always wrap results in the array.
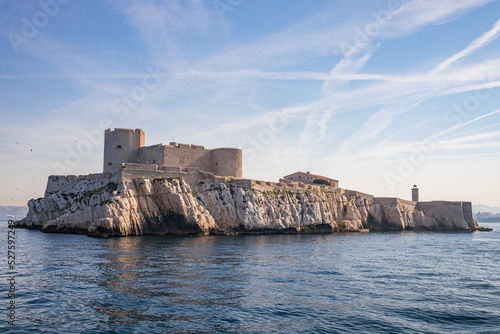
[{"xmin": 1, "ymin": 221, "xmax": 499, "ymax": 333}]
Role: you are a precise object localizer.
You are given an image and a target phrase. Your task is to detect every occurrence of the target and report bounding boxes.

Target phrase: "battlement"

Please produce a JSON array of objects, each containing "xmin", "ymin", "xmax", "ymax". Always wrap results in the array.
[
  {"xmin": 167, "ymin": 142, "xmax": 207, "ymax": 150},
  {"xmin": 105, "ymin": 127, "xmax": 145, "ymax": 136}
]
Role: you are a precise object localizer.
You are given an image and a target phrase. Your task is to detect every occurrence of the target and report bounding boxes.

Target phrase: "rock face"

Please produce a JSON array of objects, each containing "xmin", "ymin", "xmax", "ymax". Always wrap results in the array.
[{"xmin": 15, "ymin": 169, "xmax": 480, "ymax": 237}]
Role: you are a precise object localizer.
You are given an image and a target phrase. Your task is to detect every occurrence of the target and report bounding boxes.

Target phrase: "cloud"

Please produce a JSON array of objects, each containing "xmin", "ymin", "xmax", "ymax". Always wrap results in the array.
[
  {"xmin": 377, "ymin": 0, "xmax": 499, "ymax": 39},
  {"xmin": 248, "ymin": 0, "xmax": 500, "ymax": 155},
  {"xmin": 116, "ymin": 0, "xmax": 217, "ymax": 63},
  {"xmin": 321, "ymin": 47, "xmax": 377, "ymax": 95},
  {"xmin": 432, "ymin": 17, "xmax": 500, "ymax": 74},
  {"xmin": 2, "ymin": 0, "xmax": 500, "ymax": 205},
  {"xmin": 440, "ymin": 130, "xmax": 500, "ymax": 146},
  {"xmin": 337, "ymin": 100, "xmax": 426, "ymax": 153}
]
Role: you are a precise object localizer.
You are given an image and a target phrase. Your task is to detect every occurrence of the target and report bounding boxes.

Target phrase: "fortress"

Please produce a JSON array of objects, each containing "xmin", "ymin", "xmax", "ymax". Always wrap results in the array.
[
  {"xmin": 103, "ymin": 128, "xmax": 242, "ymax": 178},
  {"xmin": 15, "ymin": 128, "xmax": 487, "ymax": 236},
  {"xmin": 98, "ymin": 128, "xmax": 476, "ymax": 230}
]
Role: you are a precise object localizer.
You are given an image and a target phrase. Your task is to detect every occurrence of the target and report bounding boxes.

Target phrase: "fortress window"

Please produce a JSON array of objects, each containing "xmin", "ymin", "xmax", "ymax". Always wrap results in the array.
[
  {"xmin": 108, "ymin": 162, "xmax": 112, "ymax": 166},
  {"xmin": 299, "ymin": 175, "xmax": 302, "ymax": 180},
  {"xmin": 116, "ymin": 145, "xmax": 122, "ymax": 149},
  {"xmin": 215, "ymin": 162, "xmax": 218, "ymax": 166},
  {"xmin": 153, "ymin": 160, "xmax": 156, "ymax": 164}
]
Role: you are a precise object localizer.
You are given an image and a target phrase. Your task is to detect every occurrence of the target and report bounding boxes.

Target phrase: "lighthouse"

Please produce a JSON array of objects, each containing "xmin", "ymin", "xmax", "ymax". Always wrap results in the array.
[{"xmin": 412, "ymin": 185, "xmax": 419, "ymax": 202}]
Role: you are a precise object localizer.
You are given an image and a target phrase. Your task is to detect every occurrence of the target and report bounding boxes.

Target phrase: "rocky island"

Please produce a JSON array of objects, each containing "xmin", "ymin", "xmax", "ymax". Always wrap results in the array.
[{"xmin": 15, "ymin": 128, "xmax": 487, "ymax": 237}]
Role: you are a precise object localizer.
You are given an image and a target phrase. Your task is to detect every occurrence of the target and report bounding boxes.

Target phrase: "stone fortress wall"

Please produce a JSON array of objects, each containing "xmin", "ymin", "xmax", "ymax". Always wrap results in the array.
[
  {"xmin": 416, "ymin": 201, "xmax": 474, "ymax": 226},
  {"xmin": 103, "ymin": 128, "xmax": 242, "ymax": 178},
  {"xmin": 49, "ymin": 162, "xmax": 374, "ymax": 199},
  {"xmin": 374, "ymin": 197, "xmax": 417, "ymax": 211},
  {"xmin": 46, "ymin": 163, "xmax": 347, "ymax": 199},
  {"xmin": 45, "ymin": 173, "xmax": 120, "ymax": 196},
  {"xmin": 43, "ymin": 163, "xmax": 477, "ymax": 231},
  {"xmin": 373, "ymin": 197, "xmax": 474, "ymax": 227}
]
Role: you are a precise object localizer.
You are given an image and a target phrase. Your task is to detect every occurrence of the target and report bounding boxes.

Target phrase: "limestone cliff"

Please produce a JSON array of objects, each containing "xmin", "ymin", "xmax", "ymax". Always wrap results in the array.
[{"xmin": 15, "ymin": 168, "xmax": 480, "ymax": 237}]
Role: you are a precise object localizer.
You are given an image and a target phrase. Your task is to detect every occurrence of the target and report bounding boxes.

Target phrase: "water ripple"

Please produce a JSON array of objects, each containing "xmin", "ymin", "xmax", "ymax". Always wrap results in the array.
[{"xmin": 0, "ymin": 222, "xmax": 499, "ymax": 333}]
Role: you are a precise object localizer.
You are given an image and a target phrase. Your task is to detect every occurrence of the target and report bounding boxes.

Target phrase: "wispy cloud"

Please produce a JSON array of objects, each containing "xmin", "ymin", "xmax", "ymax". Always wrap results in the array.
[
  {"xmin": 432, "ymin": 17, "xmax": 500, "ymax": 74},
  {"xmin": 337, "ymin": 100, "xmax": 427, "ymax": 154},
  {"xmin": 377, "ymin": 0, "xmax": 499, "ymax": 38},
  {"xmin": 2, "ymin": 0, "xmax": 500, "ymax": 205},
  {"xmin": 261, "ymin": 0, "xmax": 500, "ymax": 156},
  {"xmin": 116, "ymin": 0, "xmax": 216, "ymax": 64}
]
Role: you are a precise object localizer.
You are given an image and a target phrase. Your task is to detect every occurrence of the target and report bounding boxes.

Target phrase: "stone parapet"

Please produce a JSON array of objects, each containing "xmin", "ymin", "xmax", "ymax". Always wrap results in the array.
[
  {"xmin": 160, "ymin": 166, "xmax": 182, "ymax": 172},
  {"xmin": 122, "ymin": 163, "xmax": 157, "ymax": 171},
  {"xmin": 374, "ymin": 197, "xmax": 417, "ymax": 211},
  {"xmin": 346, "ymin": 189, "xmax": 374, "ymax": 200},
  {"xmin": 45, "ymin": 172, "xmax": 119, "ymax": 196}
]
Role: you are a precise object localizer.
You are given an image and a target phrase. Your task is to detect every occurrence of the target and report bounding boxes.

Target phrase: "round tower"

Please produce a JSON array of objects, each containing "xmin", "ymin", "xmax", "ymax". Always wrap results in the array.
[
  {"xmin": 412, "ymin": 185, "xmax": 419, "ymax": 202},
  {"xmin": 103, "ymin": 128, "xmax": 145, "ymax": 172},
  {"xmin": 211, "ymin": 148, "xmax": 242, "ymax": 178}
]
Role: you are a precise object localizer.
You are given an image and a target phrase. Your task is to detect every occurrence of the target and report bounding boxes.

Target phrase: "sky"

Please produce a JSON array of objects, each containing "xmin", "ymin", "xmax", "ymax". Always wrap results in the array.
[{"xmin": 1, "ymin": 0, "xmax": 500, "ymax": 207}]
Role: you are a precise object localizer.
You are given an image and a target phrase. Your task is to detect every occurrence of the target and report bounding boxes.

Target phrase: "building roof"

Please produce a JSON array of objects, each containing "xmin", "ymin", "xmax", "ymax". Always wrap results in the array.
[{"xmin": 284, "ymin": 171, "xmax": 338, "ymax": 182}]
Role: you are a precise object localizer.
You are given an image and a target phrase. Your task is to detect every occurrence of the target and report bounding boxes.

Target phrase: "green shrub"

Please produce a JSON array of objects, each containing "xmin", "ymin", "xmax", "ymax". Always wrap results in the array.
[{"xmin": 312, "ymin": 178, "xmax": 331, "ymax": 186}]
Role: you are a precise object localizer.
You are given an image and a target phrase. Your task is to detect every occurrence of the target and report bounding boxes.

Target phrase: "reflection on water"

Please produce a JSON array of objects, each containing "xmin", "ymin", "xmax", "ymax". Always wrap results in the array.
[
  {"xmin": 92, "ymin": 236, "xmax": 251, "ymax": 329},
  {"xmin": 1, "ymin": 222, "xmax": 500, "ymax": 333}
]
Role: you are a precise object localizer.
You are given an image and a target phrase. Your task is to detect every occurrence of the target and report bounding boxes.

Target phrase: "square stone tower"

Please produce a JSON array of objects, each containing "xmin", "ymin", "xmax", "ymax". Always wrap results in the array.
[{"xmin": 103, "ymin": 128, "xmax": 145, "ymax": 172}]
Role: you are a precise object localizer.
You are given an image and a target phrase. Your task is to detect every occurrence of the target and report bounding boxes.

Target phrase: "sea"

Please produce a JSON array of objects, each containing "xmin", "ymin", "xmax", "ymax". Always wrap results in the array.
[{"xmin": 1, "ymin": 220, "xmax": 499, "ymax": 334}]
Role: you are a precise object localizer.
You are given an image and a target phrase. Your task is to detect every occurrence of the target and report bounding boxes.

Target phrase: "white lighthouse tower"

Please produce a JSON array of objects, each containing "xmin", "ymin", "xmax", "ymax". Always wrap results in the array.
[{"xmin": 412, "ymin": 185, "xmax": 419, "ymax": 202}]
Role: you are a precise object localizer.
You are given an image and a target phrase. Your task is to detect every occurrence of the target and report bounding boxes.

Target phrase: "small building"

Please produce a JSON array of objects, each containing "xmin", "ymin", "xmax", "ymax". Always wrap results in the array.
[{"xmin": 283, "ymin": 171, "xmax": 339, "ymax": 188}]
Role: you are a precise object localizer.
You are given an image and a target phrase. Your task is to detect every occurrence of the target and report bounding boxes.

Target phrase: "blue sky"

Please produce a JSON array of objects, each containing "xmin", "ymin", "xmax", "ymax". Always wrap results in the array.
[{"xmin": 1, "ymin": 0, "xmax": 500, "ymax": 207}]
